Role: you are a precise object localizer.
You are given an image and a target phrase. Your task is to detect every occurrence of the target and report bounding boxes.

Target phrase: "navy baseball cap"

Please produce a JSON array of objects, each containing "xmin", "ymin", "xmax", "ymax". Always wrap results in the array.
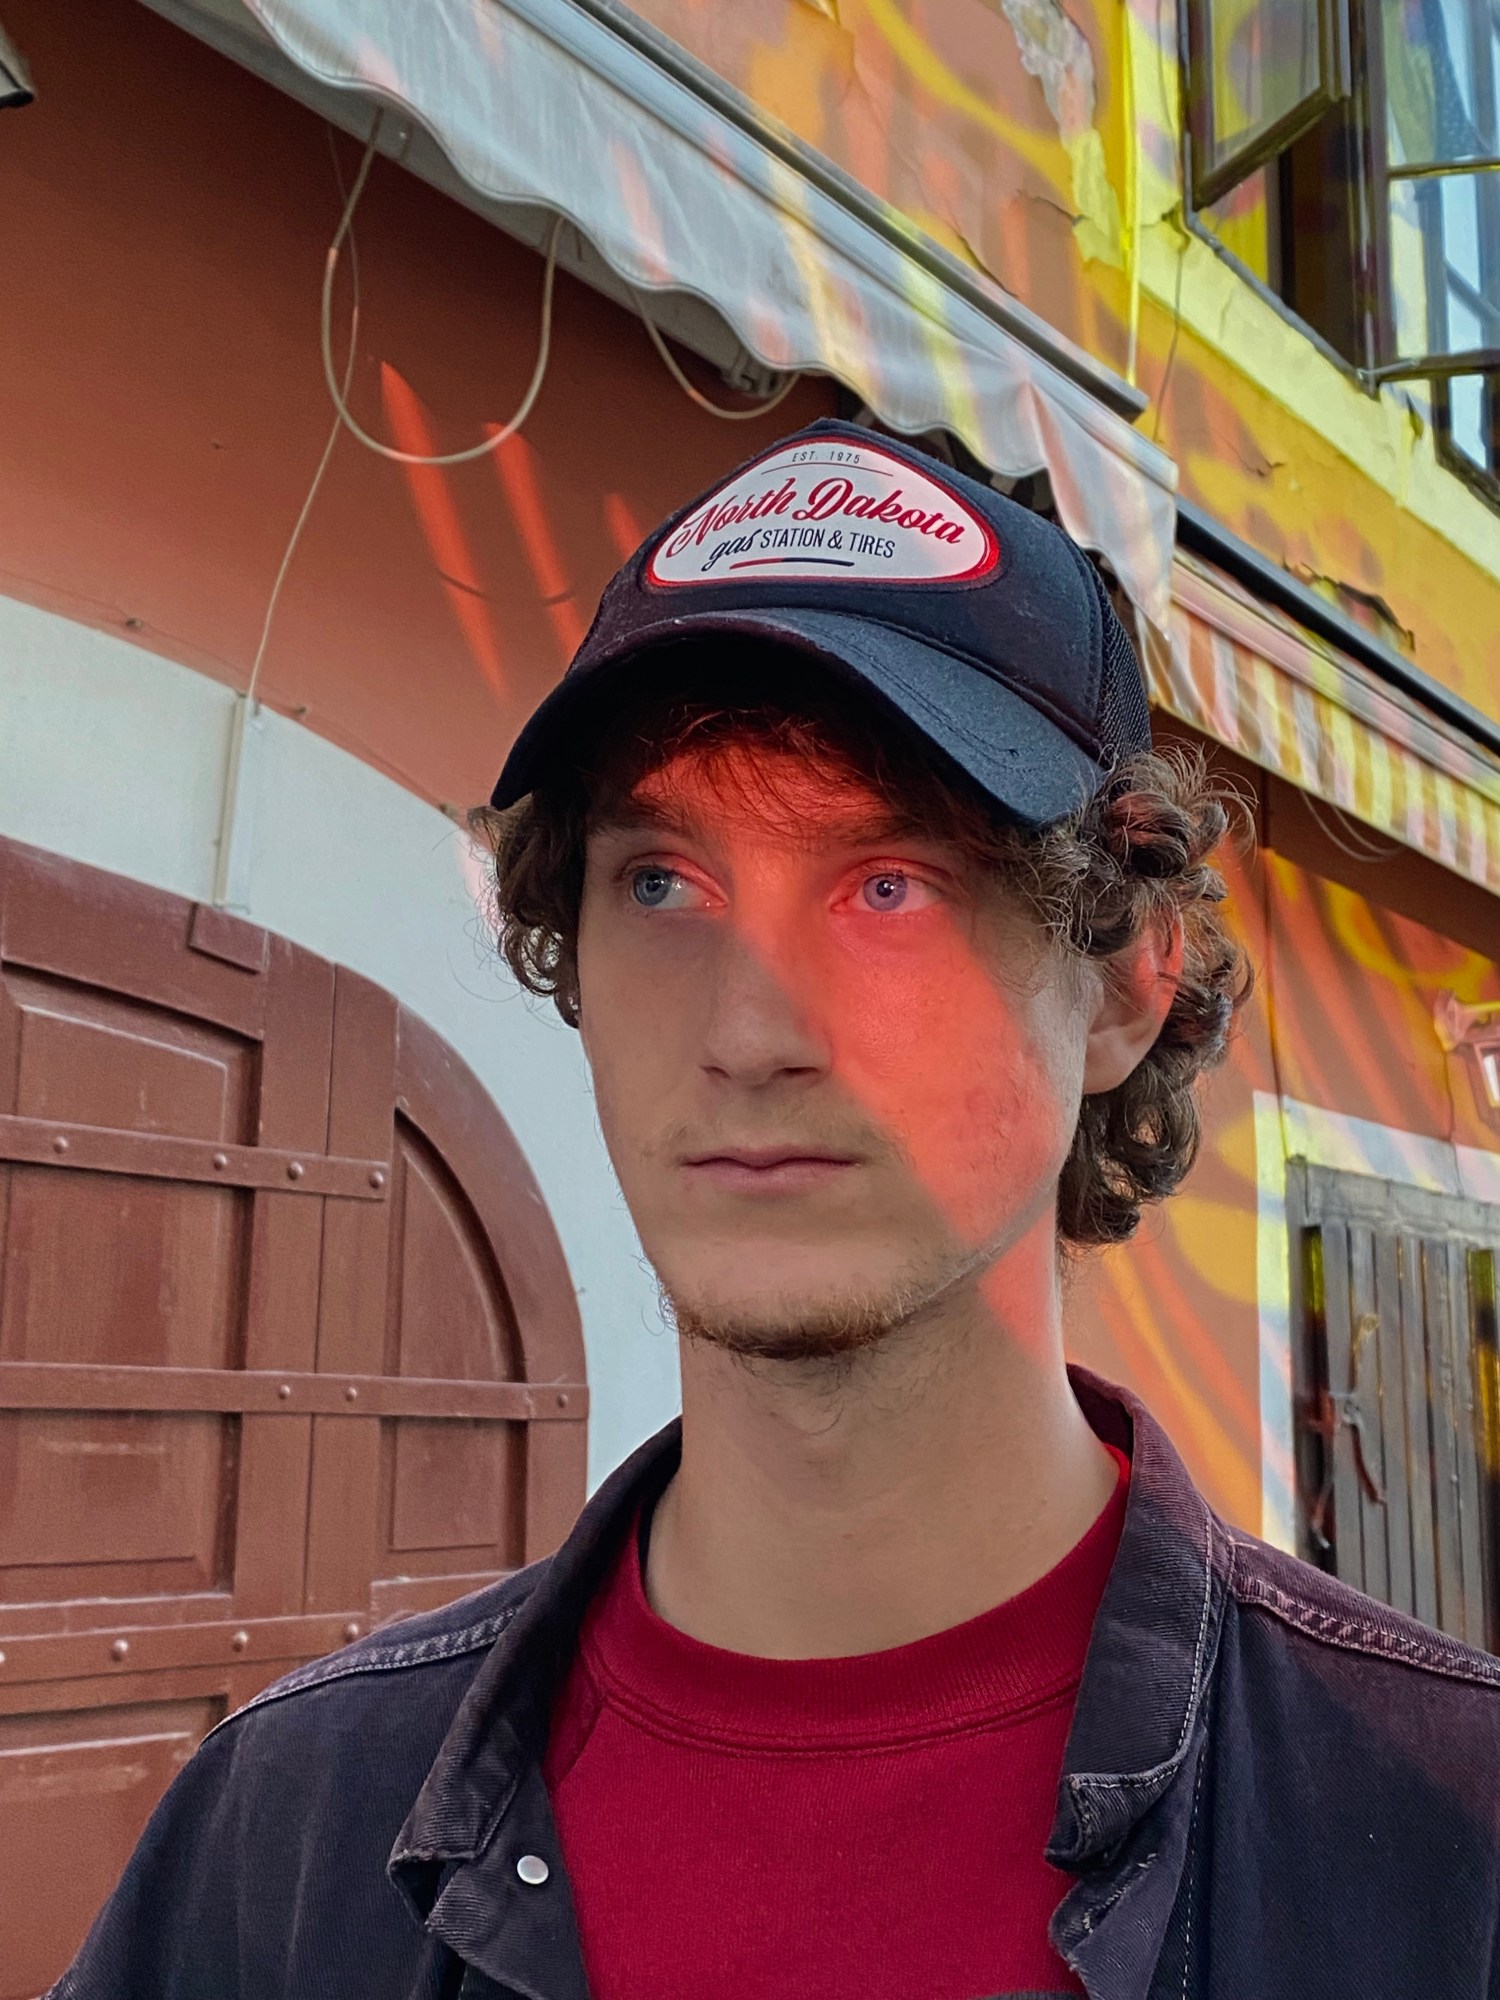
[{"xmin": 491, "ymin": 418, "xmax": 1150, "ymax": 828}]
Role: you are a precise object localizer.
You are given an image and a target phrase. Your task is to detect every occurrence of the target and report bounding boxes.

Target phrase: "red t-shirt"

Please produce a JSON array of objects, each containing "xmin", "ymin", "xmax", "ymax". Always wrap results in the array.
[{"xmin": 543, "ymin": 1447, "xmax": 1129, "ymax": 2000}]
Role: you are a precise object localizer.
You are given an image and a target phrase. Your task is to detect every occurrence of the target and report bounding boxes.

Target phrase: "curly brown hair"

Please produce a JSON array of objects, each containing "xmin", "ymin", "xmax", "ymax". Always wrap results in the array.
[{"xmin": 470, "ymin": 643, "xmax": 1254, "ymax": 1248}]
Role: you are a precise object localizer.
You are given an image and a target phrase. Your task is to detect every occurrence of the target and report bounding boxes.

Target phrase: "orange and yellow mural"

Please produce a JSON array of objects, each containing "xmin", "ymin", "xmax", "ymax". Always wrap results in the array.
[
  {"xmin": 624, "ymin": 0, "xmax": 1500, "ymax": 723},
  {"xmin": 1074, "ymin": 735, "xmax": 1500, "ymax": 1533}
]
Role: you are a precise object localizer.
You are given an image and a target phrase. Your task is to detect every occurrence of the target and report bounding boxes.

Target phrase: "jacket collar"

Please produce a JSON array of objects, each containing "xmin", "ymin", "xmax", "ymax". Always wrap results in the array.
[
  {"xmin": 1047, "ymin": 1368, "xmax": 1228, "ymax": 1868},
  {"xmin": 389, "ymin": 1423, "xmax": 681, "ymax": 1992},
  {"xmin": 390, "ymin": 1368, "xmax": 1228, "ymax": 1985}
]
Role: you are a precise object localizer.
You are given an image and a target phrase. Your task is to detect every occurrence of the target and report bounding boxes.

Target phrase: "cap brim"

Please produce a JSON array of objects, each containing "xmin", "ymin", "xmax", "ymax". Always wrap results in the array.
[{"xmin": 489, "ymin": 608, "xmax": 1104, "ymax": 829}]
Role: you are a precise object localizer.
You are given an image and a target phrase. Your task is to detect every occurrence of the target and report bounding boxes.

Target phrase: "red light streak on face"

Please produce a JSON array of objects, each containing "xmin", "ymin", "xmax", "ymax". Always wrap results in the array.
[
  {"xmin": 574, "ymin": 741, "xmax": 1177, "ymax": 1359},
  {"xmin": 378, "ymin": 364, "xmax": 509, "ymax": 699},
  {"xmin": 492, "ymin": 433, "xmax": 587, "ymax": 657}
]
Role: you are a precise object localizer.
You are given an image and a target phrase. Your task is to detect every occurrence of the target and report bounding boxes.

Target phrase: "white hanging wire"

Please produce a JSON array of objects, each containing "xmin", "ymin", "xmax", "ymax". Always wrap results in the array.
[
  {"xmin": 319, "ymin": 121, "xmax": 563, "ymax": 466},
  {"xmin": 245, "ymin": 123, "xmax": 366, "ymax": 705},
  {"xmin": 217, "ymin": 125, "xmax": 370, "ymax": 907},
  {"xmin": 1301, "ymin": 787, "xmax": 1404, "ymax": 862},
  {"xmin": 631, "ymin": 288, "xmax": 803, "ymax": 420},
  {"xmin": 264, "ymin": 109, "xmax": 796, "ymax": 701}
]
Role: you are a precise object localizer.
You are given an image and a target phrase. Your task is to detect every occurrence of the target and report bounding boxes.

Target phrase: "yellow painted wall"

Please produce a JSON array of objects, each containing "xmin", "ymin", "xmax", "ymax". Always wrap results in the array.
[{"xmin": 628, "ymin": 0, "xmax": 1500, "ymax": 724}]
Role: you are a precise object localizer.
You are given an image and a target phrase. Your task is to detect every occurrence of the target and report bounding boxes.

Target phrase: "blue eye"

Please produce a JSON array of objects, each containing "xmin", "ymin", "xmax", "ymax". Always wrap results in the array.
[
  {"xmin": 861, "ymin": 871, "xmax": 909, "ymax": 911},
  {"xmin": 631, "ymin": 867, "xmax": 679, "ymax": 908}
]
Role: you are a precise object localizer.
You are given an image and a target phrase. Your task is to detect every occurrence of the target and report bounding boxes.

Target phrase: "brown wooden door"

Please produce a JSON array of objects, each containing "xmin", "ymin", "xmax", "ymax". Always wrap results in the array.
[{"xmin": 0, "ymin": 837, "xmax": 587, "ymax": 1999}]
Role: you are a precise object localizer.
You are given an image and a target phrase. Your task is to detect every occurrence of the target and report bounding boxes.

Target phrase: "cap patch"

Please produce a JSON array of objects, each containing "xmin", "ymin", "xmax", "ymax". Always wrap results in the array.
[{"xmin": 645, "ymin": 439, "xmax": 999, "ymax": 588}]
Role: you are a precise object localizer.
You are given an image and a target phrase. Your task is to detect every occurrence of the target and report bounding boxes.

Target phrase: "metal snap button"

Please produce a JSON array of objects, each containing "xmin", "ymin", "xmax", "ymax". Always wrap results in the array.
[{"xmin": 515, "ymin": 1854, "xmax": 549, "ymax": 1886}]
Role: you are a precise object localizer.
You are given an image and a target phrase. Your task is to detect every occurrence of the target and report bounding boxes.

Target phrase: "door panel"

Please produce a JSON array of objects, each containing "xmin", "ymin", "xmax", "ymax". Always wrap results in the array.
[
  {"xmin": 0, "ymin": 837, "xmax": 588, "ymax": 1997},
  {"xmin": 394, "ymin": 1125, "xmax": 523, "ymax": 1383},
  {"xmin": 0, "ymin": 1409, "xmax": 234, "ymax": 1592},
  {"xmin": 0, "ymin": 964, "xmax": 254, "ymax": 1623},
  {"xmin": 10, "ymin": 982, "xmax": 251, "ymax": 1137},
  {"xmin": 0, "ymin": 1696, "xmax": 223, "ymax": 2000},
  {"xmin": 382, "ymin": 1116, "xmax": 528, "ymax": 1574}
]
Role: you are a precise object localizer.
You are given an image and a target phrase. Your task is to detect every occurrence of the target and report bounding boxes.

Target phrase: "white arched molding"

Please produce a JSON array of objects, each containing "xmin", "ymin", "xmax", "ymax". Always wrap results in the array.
[{"xmin": 0, "ymin": 590, "xmax": 678, "ymax": 1487}]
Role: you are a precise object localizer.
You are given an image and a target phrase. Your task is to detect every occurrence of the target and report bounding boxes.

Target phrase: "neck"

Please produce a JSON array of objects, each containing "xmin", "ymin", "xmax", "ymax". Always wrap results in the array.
[{"xmin": 644, "ymin": 1217, "xmax": 1117, "ymax": 1658}]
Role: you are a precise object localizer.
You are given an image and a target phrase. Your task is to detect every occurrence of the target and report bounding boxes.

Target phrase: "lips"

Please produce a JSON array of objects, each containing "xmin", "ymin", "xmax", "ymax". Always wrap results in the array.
[
  {"xmin": 679, "ymin": 1146, "xmax": 861, "ymax": 1194},
  {"xmin": 681, "ymin": 1147, "xmax": 859, "ymax": 1170}
]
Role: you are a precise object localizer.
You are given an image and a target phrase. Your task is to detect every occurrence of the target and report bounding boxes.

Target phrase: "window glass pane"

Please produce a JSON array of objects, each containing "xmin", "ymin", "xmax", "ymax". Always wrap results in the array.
[
  {"xmin": 1388, "ymin": 167, "xmax": 1500, "ymax": 362},
  {"xmin": 1441, "ymin": 172, "xmax": 1483, "ymax": 291},
  {"xmin": 1388, "ymin": 173, "xmax": 1435, "ymax": 355},
  {"xmin": 1208, "ymin": 0, "xmax": 1323, "ymax": 162},
  {"xmin": 1447, "ymin": 291, "xmax": 1485, "ymax": 355},
  {"xmin": 1448, "ymin": 373, "xmax": 1489, "ymax": 463},
  {"xmin": 1385, "ymin": 0, "xmax": 1486, "ymax": 167},
  {"xmin": 1439, "ymin": 0, "xmax": 1478, "ymax": 125}
]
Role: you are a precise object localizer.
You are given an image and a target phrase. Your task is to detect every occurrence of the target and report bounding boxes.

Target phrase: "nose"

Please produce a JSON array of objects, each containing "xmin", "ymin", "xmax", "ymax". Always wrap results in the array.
[{"xmin": 698, "ymin": 918, "xmax": 832, "ymax": 1091}]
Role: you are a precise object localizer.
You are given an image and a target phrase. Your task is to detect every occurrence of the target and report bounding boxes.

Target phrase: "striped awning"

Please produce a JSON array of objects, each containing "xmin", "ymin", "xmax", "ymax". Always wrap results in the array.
[
  {"xmin": 143, "ymin": 0, "xmax": 1178, "ymax": 664},
  {"xmin": 1160, "ymin": 555, "xmax": 1500, "ymax": 896}
]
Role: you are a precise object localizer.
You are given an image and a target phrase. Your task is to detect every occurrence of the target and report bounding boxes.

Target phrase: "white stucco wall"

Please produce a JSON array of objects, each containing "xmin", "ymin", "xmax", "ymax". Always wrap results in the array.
[{"xmin": 0, "ymin": 591, "xmax": 679, "ymax": 1488}]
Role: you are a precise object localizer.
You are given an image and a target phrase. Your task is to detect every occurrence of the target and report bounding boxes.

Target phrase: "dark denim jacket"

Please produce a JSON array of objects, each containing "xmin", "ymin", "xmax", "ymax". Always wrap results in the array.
[{"xmin": 50, "ymin": 1370, "xmax": 1500, "ymax": 2000}]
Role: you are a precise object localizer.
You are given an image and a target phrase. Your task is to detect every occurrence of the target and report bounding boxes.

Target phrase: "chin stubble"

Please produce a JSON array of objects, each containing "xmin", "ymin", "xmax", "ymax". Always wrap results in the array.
[{"xmin": 662, "ymin": 1268, "xmax": 955, "ymax": 1367}]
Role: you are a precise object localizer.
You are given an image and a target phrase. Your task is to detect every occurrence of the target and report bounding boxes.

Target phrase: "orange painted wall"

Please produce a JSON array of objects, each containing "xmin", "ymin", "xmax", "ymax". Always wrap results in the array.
[
  {"xmin": 1260, "ymin": 863, "xmax": 1500, "ymax": 1152},
  {"xmin": 1074, "ymin": 736, "xmax": 1500, "ymax": 1530},
  {"xmin": 0, "ymin": 0, "xmax": 833, "ymax": 813},
  {"xmin": 626, "ymin": 0, "xmax": 1125, "ymax": 364}
]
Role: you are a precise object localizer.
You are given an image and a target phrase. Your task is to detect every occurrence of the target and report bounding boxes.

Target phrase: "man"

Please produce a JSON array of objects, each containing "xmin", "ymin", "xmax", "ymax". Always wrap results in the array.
[{"xmin": 53, "ymin": 419, "xmax": 1500, "ymax": 1999}]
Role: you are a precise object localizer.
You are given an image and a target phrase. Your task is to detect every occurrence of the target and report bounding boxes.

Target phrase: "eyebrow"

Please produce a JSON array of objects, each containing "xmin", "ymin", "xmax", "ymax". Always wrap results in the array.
[
  {"xmin": 588, "ymin": 799, "xmax": 938, "ymax": 849},
  {"xmin": 588, "ymin": 799, "xmax": 685, "ymax": 839}
]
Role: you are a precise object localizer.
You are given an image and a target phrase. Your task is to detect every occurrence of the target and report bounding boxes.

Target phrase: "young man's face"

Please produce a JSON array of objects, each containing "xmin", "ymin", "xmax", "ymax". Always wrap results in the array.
[{"xmin": 576, "ymin": 733, "xmax": 1113, "ymax": 1360}]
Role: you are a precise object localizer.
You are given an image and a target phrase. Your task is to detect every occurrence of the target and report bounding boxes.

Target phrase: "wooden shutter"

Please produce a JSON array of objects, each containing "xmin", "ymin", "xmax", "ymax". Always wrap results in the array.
[
  {"xmin": 0, "ymin": 837, "xmax": 587, "ymax": 1998},
  {"xmin": 1289, "ymin": 1160, "xmax": 1500, "ymax": 1651}
]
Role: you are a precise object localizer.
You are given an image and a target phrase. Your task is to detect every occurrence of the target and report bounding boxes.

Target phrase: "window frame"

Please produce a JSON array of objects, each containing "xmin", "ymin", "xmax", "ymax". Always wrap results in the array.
[
  {"xmin": 1185, "ymin": 0, "xmax": 1353, "ymax": 209},
  {"xmin": 1183, "ymin": 0, "xmax": 1500, "ymax": 389},
  {"xmin": 1364, "ymin": 0, "xmax": 1500, "ymax": 383},
  {"xmin": 1434, "ymin": 372, "xmax": 1500, "ymax": 510},
  {"xmin": 1179, "ymin": 0, "xmax": 1385, "ymax": 377}
]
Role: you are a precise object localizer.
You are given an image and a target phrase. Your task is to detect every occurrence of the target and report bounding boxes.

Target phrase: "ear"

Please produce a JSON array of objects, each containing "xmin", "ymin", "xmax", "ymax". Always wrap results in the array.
[{"xmin": 1081, "ymin": 913, "xmax": 1184, "ymax": 1096}]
